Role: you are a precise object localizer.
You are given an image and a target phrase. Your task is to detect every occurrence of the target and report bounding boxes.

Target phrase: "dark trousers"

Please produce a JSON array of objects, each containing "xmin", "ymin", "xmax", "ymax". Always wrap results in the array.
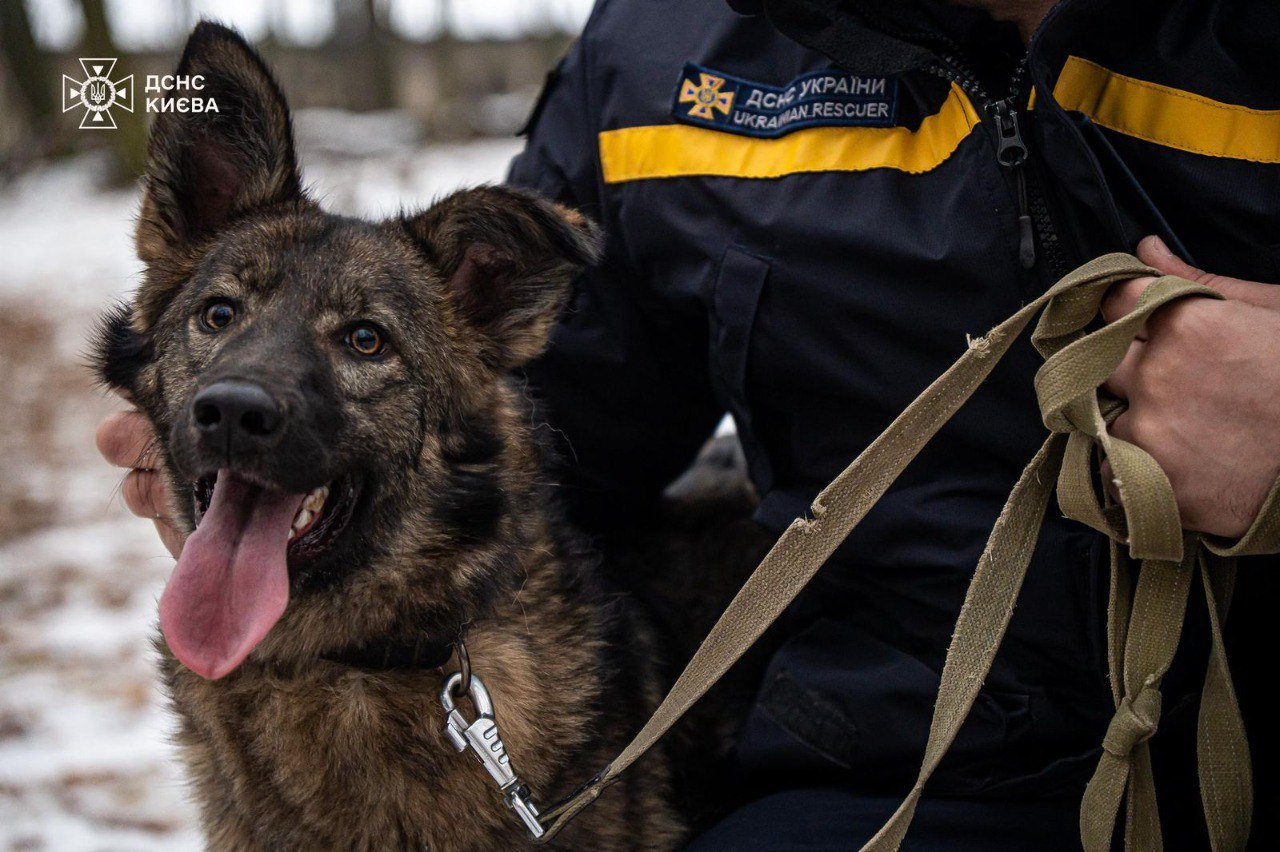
[{"xmin": 685, "ymin": 788, "xmax": 1083, "ymax": 851}]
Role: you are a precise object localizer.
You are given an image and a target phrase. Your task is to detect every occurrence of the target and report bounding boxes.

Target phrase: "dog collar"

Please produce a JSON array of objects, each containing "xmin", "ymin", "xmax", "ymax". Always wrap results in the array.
[{"xmin": 321, "ymin": 634, "xmax": 457, "ymax": 672}]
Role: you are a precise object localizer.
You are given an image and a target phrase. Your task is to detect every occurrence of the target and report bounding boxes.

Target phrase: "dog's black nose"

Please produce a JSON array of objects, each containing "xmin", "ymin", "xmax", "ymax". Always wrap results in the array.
[{"xmin": 192, "ymin": 381, "xmax": 282, "ymax": 446}]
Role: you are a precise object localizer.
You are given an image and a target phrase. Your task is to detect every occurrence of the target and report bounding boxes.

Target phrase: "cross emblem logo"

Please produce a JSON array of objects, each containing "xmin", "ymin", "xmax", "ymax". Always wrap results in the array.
[
  {"xmin": 679, "ymin": 73, "xmax": 734, "ymax": 120},
  {"xmin": 63, "ymin": 58, "xmax": 134, "ymax": 130}
]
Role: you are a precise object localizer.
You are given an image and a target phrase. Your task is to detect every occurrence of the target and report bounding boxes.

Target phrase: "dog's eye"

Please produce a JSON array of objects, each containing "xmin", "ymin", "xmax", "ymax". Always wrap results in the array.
[
  {"xmin": 201, "ymin": 300, "xmax": 236, "ymax": 332},
  {"xmin": 346, "ymin": 324, "xmax": 385, "ymax": 357}
]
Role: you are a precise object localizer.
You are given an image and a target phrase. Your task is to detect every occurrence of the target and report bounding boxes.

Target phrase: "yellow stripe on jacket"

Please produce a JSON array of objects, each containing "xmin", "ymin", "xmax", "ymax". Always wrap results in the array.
[
  {"xmin": 598, "ymin": 82, "xmax": 981, "ymax": 183},
  {"xmin": 1053, "ymin": 55, "xmax": 1280, "ymax": 164}
]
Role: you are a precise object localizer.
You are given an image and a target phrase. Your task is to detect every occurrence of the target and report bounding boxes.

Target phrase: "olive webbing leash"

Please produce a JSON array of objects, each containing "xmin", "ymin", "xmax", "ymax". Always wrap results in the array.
[{"xmin": 535, "ymin": 254, "xmax": 1279, "ymax": 850}]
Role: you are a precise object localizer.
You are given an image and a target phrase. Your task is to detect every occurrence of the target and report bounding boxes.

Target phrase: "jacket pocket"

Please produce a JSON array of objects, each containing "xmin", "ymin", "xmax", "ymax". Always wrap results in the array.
[
  {"xmin": 737, "ymin": 616, "xmax": 1033, "ymax": 794},
  {"xmin": 709, "ymin": 244, "xmax": 772, "ymax": 492}
]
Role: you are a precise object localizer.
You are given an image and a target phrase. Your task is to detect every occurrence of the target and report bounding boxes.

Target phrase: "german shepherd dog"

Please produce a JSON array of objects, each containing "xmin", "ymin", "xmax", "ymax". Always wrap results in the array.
[{"xmin": 93, "ymin": 22, "xmax": 692, "ymax": 850}]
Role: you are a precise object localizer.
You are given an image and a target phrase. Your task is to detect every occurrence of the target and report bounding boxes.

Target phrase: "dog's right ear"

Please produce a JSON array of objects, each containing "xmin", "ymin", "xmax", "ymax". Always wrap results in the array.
[{"xmin": 136, "ymin": 22, "xmax": 301, "ymax": 270}]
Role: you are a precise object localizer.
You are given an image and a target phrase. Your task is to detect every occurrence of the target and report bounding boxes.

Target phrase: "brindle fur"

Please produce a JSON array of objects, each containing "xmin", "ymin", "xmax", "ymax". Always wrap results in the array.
[{"xmin": 94, "ymin": 22, "xmax": 691, "ymax": 850}]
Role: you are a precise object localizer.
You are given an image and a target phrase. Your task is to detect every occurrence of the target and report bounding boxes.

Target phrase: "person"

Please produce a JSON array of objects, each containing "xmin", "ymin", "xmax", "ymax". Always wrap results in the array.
[{"xmin": 97, "ymin": 0, "xmax": 1280, "ymax": 847}]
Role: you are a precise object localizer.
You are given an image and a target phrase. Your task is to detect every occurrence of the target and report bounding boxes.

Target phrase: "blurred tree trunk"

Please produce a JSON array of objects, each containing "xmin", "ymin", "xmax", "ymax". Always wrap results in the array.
[
  {"xmin": 1, "ymin": 1, "xmax": 54, "ymax": 120},
  {"xmin": 434, "ymin": 0, "xmax": 459, "ymax": 134},
  {"xmin": 0, "ymin": 0, "xmax": 61, "ymax": 174},
  {"xmin": 77, "ymin": 0, "xmax": 148, "ymax": 183},
  {"xmin": 365, "ymin": 0, "xmax": 395, "ymax": 111},
  {"xmin": 332, "ymin": 0, "xmax": 394, "ymax": 110}
]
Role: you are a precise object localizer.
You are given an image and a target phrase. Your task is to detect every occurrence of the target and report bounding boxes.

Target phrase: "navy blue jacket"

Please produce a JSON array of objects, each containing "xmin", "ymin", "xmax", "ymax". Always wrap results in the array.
[{"xmin": 507, "ymin": 0, "xmax": 1280, "ymax": 815}]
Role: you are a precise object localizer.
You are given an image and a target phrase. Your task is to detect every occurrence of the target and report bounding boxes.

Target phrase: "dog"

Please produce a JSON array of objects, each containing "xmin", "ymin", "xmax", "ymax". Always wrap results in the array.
[{"xmin": 93, "ymin": 22, "xmax": 694, "ymax": 850}]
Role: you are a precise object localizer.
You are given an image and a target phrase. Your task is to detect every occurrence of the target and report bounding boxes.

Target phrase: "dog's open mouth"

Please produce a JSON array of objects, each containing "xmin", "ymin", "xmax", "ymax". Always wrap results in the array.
[
  {"xmin": 193, "ymin": 474, "xmax": 359, "ymax": 559},
  {"xmin": 162, "ymin": 471, "xmax": 361, "ymax": 681}
]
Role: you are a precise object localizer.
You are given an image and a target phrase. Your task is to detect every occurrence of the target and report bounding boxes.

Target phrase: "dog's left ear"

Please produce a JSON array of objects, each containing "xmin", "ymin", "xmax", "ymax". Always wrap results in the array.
[
  {"xmin": 136, "ymin": 22, "xmax": 302, "ymax": 268},
  {"xmin": 92, "ymin": 302, "xmax": 151, "ymax": 396},
  {"xmin": 401, "ymin": 186, "xmax": 602, "ymax": 370}
]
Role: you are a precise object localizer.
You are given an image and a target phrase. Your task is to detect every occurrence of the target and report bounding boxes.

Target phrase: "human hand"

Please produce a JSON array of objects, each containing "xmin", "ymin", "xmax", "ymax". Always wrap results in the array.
[
  {"xmin": 96, "ymin": 408, "xmax": 186, "ymax": 558},
  {"xmin": 1100, "ymin": 236, "xmax": 1280, "ymax": 538}
]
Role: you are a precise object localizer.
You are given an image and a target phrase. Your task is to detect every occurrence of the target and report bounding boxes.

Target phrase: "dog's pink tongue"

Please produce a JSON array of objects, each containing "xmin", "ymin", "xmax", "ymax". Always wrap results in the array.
[{"xmin": 160, "ymin": 471, "xmax": 303, "ymax": 680}]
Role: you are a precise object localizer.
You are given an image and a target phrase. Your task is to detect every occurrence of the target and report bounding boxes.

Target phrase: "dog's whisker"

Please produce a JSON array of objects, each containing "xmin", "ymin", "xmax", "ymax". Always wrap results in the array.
[{"xmin": 131, "ymin": 436, "xmax": 161, "ymax": 471}]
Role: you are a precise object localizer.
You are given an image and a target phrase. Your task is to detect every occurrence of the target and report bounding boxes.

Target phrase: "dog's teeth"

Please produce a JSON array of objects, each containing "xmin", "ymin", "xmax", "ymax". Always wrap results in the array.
[
  {"xmin": 303, "ymin": 484, "xmax": 329, "ymax": 513},
  {"xmin": 288, "ymin": 485, "xmax": 330, "ymax": 543}
]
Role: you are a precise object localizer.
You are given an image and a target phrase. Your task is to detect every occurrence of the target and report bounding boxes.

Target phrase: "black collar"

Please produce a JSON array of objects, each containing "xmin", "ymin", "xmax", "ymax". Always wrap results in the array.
[
  {"xmin": 763, "ymin": 0, "xmax": 1026, "ymax": 79},
  {"xmin": 321, "ymin": 634, "xmax": 456, "ymax": 672}
]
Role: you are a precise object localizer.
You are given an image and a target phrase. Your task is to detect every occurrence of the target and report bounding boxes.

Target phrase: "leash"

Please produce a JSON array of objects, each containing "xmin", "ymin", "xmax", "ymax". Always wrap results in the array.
[{"xmin": 511, "ymin": 253, "xmax": 1280, "ymax": 849}]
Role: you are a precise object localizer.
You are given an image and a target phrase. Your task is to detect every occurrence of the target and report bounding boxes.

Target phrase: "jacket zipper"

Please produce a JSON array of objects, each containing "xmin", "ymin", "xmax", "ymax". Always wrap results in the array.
[
  {"xmin": 989, "ymin": 99, "xmax": 1036, "ymax": 269},
  {"xmin": 926, "ymin": 58, "xmax": 1040, "ymax": 270},
  {"xmin": 856, "ymin": 0, "xmax": 1075, "ymax": 277}
]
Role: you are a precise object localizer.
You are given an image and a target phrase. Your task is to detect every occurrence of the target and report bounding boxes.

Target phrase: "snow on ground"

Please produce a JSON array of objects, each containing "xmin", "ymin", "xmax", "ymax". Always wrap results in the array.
[{"xmin": 0, "ymin": 119, "xmax": 523, "ymax": 851}]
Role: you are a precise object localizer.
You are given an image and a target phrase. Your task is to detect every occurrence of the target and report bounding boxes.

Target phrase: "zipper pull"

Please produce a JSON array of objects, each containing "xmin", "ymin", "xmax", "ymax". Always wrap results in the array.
[
  {"xmin": 991, "ymin": 100, "xmax": 1027, "ymax": 168},
  {"xmin": 1013, "ymin": 171, "xmax": 1036, "ymax": 270},
  {"xmin": 989, "ymin": 101, "xmax": 1036, "ymax": 269}
]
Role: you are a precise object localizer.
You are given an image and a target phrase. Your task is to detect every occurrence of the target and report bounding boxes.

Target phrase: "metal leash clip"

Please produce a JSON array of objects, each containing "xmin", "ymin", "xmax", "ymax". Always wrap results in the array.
[{"xmin": 441, "ymin": 671, "xmax": 545, "ymax": 839}]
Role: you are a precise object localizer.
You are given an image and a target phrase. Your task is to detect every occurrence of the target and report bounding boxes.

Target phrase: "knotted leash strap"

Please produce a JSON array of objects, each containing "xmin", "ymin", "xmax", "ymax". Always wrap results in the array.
[{"xmin": 537, "ymin": 254, "xmax": 1280, "ymax": 849}]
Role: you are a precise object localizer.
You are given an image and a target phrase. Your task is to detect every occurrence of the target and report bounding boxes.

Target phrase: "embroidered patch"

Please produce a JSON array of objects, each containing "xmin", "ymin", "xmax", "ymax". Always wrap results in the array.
[{"xmin": 671, "ymin": 63, "xmax": 898, "ymax": 138}]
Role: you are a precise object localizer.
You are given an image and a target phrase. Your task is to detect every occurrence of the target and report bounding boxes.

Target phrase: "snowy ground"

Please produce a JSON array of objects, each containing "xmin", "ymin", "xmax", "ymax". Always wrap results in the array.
[{"xmin": 0, "ymin": 121, "xmax": 523, "ymax": 851}]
